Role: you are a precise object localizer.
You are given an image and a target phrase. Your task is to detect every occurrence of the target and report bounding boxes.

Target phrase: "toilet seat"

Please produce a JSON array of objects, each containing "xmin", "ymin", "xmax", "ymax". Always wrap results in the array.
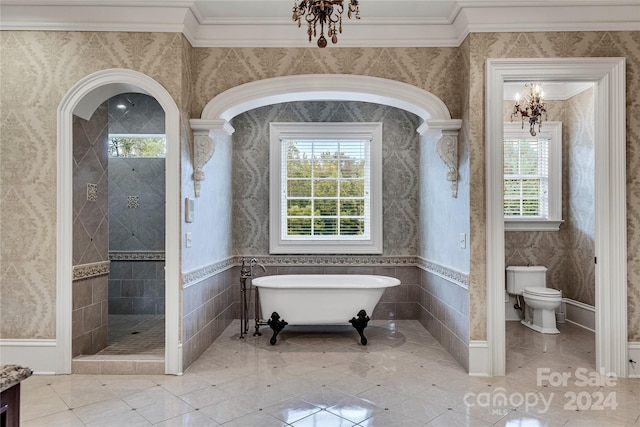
[{"xmin": 524, "ymin": 287, "xmax": 561, "ymax": 298}]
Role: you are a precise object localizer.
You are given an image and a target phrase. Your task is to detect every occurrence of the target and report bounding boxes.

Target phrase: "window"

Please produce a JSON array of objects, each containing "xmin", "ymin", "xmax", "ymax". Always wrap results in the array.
[
  {"xmin": 108, "ymin": 134, "xmax": 166, "ymax": 158},
  {"xmin": 269, "ymin": 122, "xmax": 383, "ymax": 254},
  {"xmin": 503, "ymin": 122, "xmax": 562, "ymax": 231}
]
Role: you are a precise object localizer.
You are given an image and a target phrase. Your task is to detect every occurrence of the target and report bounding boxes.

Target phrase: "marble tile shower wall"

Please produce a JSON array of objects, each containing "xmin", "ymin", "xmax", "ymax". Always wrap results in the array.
[
  {"xmin": 108, "ymin": 260, "xmax": 165, "ymax": 315},
  {"xmin": 182, "ymin": 267, "xmax": 237, "ymax": 370},
  {"xmin": 108, "ymin": 158, "xmax": 166, "ymax": 251},
  {"xmin": 417, "ymin": 269, "xmax": 469, "ymax": 372},
  {"xmin": 72, "ymin": 104, "xmax": 110, "ymax": 357},
  {"xmin": 108, "ymin": 93, "xmax": 165, "ymax": 135}
]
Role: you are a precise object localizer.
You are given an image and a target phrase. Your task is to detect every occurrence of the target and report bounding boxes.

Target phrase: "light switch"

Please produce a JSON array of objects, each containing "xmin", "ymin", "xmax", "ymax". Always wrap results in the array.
[
  {"xmin": 459, "ymin": 233, "xmax": 466, "ymax": 249},
  {"xmin": 186, "ymin": 232, "xmax": 192, "ymax": 248}
]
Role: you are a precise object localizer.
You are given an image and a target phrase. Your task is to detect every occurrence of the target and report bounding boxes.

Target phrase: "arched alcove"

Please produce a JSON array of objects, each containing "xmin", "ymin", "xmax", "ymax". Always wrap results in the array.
[
  {"xmin": 190, "ymin": 74, "xmax": 462, "ymax": 197},
  {"xmin": 57, "ymin": 68, "xmax": 181, "ymax": 374}
]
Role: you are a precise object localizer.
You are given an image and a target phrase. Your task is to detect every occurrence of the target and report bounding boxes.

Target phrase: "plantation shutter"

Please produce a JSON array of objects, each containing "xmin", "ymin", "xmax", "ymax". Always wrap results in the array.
[
  {"xmin": 281, "ymin": 138, "xmax": 371, "ymax": 240},
  {"xmin": 503, "ymin": 137, "xmax": 550, "ymax": 218}
]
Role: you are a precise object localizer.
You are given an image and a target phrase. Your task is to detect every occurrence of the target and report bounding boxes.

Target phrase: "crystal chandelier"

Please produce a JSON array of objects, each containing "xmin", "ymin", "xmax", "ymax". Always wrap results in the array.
[
  {"xmin": 292, "ymin": 0, "xmax": 360, "ymax": 48},
  {"xmin": 511, "ymin": 83, "xmax": 547, "ymax": 136}
]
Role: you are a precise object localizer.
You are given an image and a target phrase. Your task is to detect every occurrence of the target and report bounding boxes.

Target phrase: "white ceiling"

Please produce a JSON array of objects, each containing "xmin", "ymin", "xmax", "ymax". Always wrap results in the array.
[{"xmin": 1, "ymin": 1, "xmax": 639, "ymax": 47}]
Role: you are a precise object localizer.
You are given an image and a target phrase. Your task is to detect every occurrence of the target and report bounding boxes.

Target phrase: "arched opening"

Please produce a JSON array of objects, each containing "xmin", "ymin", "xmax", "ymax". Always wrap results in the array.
[{"xmin": 57, "ymin": 69, "xmax": 181, "ymax": 374}]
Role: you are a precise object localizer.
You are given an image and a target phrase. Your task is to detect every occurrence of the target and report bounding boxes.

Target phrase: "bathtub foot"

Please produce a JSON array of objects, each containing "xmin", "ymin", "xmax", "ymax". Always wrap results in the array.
[
  {"xmin": 349, "ymin": 309, "xmax": 370, "ymax": 345},
  {"xmin": 267, "ymin": 312, "xmax": 288, "ymax": 345}
]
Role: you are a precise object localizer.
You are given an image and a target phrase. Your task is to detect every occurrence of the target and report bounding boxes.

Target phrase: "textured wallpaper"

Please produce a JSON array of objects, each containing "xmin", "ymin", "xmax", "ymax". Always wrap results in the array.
[
  {"xmin": 230, "ymin": 101, "xmax": 421, "ymax": 256},
  {"xmin": 1, "ymin": 30, "xmax": 639, "ymax": 343},
  {"xmin": 464, "ymin": 31, "xmax": 640, "ymax": 341},
  {"xmin": 0, "ymin": 31, "xmax": 188, "ymax": 339},
  {"xmin": 504, "ymin": 89, "xmax": 596, "ymax": 306}
]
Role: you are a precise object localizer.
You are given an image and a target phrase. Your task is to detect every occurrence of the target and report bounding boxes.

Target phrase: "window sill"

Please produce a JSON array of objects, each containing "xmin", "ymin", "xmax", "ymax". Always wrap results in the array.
[{"xmin": 504, "ymin": 219, "xmax": 563, "ymax": 232}]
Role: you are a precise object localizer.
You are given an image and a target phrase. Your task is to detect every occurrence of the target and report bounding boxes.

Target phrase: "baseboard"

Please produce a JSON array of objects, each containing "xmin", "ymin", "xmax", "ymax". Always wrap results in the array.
[
  {"xmin": 562, "ymin": 298, "xmax": 595, "ymax": 332},
  {"xmin": 628, "ymin": 342, "xmax": 640, "ymax": 378},
  {"xmin": 468, "ymin": 340, "xmax": 490, "ymax": 376},
  {"xmin": 0, "ymin": 339, "xmax": 57, "ymax": 374}
]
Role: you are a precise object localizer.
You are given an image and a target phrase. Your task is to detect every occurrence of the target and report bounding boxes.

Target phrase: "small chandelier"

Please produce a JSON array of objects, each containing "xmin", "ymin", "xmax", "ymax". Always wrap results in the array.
[
  {"xmin": 511, "ymin": 83, "xmax": 547, "ymax": 136},
  {"xmin": 292, "ymin": 0, "xmax": 360, "ymax": 48}
]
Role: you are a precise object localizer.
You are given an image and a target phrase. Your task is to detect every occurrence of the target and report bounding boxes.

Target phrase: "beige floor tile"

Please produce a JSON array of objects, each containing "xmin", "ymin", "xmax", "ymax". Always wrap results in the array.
[
  {"xmin": 20, "ymin": 384, "xmax": 70, "ymax": 422},
  {"xmin": 86, "ymin": 408, "xmax": 153, "ymax": 427},
  {"xmin": 263, "ymin": 397, "xmax": 323, "ymax": 423},
  {"xmin": 325, "ymin": 395, "xmax": 385, "ymax": 423},
  {"xmin": 153, "ymin": 409, "xmax": 220, "ymax": 426},
  {"xmin": 21, "ymin": 409, "xmax": 85, "ymax": 427},
  {"xmin": 72, "ymin": 397, "xmax": 132, "ymax": 424},
  {"xmin": 198, "ymin": 398, "xmax": 254, "ymax": 424},
  {"xmin": 18, "ymin": 320, "xmax": 633, "ymax": 427},
  {"xmin": 291, "ymin": 409, "xmax": 356, "ymax": 427},
  {"xmin": 177, "ymin": 385, "xmax": 228, "ymax": 408}
]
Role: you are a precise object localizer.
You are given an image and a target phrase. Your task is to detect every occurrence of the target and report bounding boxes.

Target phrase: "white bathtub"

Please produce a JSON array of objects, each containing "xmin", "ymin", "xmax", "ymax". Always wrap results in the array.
[{"xmin": 251, "ymin": 274, "xmax": 400, "ymax": 325}]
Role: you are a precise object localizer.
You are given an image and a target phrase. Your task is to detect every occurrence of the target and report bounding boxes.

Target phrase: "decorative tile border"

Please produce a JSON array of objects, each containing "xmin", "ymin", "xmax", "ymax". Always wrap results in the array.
[
  {"xmin": 109, "ymin": 251, "xmax": 165, "ymax": 261},
  {"xmin": 183, "ymin": 257, "xmax": 237, "ymax": 288},
  {"xmin": 247, "ymin": 255, "xmax": 418, "ymax": 266},
  {"xmin": 416, "ymin": 257, "xmax": 469, "ymax": 289},
  {"xmin": 182, "ymin": 255, "xmax": 470, "ymax": 288},
  {"xmin": 72, "ymin": 261, "xmax": 110, "ymax": 281}
]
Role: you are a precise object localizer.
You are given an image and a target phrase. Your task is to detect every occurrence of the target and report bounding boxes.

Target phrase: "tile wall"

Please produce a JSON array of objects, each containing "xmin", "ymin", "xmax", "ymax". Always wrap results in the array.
[
  {"xmin": 72, "ymin": 275, "xmax": 109, "ymax": 357},
  {"xmin": 108, "ymin": 260, "xmax": 165, "ymax": 315},
  {"xmin": 182, "ymin": 267, "xmax": 237, "ymax": 369},
  {"xmin": 417, "ymin": 269, "xmax": 470, "ymax": 372}
]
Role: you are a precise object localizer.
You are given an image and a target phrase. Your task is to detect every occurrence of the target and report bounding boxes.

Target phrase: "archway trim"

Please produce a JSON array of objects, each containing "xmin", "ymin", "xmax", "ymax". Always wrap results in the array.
[{"xmin": 57, "ymin": 68, "xmax": 182, "ymax": 374}]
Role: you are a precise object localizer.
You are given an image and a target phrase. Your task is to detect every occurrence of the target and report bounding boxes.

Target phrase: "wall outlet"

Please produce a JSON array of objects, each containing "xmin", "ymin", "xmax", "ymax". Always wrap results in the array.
[
  {"xmin": 459, "ymin": 232, "xmax": 466, "ymax": 249},
  {"xmin": 185, "ymin": 232, "xmax": 192, "ymax": 248}
]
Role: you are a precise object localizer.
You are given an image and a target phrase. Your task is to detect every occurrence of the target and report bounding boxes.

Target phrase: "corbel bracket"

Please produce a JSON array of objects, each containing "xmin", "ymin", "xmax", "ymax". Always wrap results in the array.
[
  {"xmin": 419, "ymin": 119, "xmax": 462, "ymax": 198},
  {"xmin": 189, "ymin": 119, "xmax": 235, "ymax": 197}
]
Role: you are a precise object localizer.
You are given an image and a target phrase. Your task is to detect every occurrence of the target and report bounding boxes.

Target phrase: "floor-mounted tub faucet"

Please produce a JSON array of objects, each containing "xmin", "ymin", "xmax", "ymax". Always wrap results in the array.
[{"xmin": 239, "ymin": 257, "xmax": 267, "ymax": 339}]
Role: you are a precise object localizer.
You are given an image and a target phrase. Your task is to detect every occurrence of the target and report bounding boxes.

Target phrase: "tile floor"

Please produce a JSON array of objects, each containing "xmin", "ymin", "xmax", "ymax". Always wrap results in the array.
[
  {"xmin": 100, "ymin": 315, "xmax": 165, "ymax": 356},
  {"xmin": 20, "ymin": 320, "xmax": 640, "ymax": 426}
]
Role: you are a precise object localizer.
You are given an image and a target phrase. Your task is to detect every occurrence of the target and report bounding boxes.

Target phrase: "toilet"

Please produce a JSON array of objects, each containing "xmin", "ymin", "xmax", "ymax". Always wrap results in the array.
[{"xmin": 506, "ymin": 266, "xmax": 561, "ymax": 334}]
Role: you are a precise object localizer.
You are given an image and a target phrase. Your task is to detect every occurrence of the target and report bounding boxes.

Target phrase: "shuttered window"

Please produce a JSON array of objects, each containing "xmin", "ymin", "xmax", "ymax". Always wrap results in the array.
[
  {"xmin": 270, "ymin": 123, "xmax": 383, "ymax": 254},
  {"xmin": 282, "ymin": 138, "xmax": 370, "ymax": 239},
  {"xmin": 504, "ymin": 137, "xmax": 549, "ymax": 218},
  {"xmin": 503, "ymin": 122, "xmax": 563, "ymax": 231}
]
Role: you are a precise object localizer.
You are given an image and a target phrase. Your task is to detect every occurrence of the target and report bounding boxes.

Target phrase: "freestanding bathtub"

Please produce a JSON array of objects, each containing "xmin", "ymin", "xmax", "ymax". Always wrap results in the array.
[{"xmin": 251, "ymin": 274, "xmax": 400, "ymax": 345}]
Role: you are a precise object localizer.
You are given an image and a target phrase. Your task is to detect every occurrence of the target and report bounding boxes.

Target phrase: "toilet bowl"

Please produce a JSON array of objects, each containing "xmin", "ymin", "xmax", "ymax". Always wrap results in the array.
[
  {"xmin": 522, "ymin": 286, "xmax": 561, "ymax": 334},
  {"xmin": 506, "ymin": 266, "xmax": 561, "ymax": 334}
]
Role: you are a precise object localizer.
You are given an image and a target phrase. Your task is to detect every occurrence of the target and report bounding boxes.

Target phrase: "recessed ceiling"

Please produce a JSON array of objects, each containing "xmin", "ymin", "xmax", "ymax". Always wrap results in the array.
[{"xmin": 1, "ymin": 0, "xmax": 638, "ymax": 47}]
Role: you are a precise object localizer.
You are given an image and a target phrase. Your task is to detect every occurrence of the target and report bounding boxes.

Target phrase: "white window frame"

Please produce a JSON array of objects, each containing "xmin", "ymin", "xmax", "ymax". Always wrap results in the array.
[
  {"xmin": 504, "ymin": 121, "xmax": 563, "ymax": 231},
  {"xmin": 269, "ymin": 122, "xmax": 383, "ymax": 254}
]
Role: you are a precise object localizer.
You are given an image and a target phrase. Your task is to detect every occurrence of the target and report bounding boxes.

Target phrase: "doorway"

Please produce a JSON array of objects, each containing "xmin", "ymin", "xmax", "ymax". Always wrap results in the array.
[
  {"xmin": 57, "ymin": 69, "xmax": 181, "ymax": 375},
  {"xmin": 503, "ymin": 81, "xmax": 596, "ymax": 373},
  {"xmin": 485, "ymin": 58, "xmax": 627, "ymax": 377}
]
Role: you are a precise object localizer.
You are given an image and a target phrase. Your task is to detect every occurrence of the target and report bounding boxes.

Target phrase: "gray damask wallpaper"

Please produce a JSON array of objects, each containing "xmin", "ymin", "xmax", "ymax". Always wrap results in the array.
[
  {"xmin": 504, "ymin": 88, "xmax": 595, "ymax": 307},
  {"xmin": 230, "ymin": 101, "xmax": 421, "ymax": 256},
  {"xmin": 1, "ymin": 30, "xmax": 639, "ymax": 345},
  {"xmin": 465, "ymin": 32, "xmax": 640, "ymax": 341}
]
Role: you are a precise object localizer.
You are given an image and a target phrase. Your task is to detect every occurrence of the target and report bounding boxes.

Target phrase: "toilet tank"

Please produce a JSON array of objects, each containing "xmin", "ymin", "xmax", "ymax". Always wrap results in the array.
[{"xmin": 506, "ymin": 266, "xmax": 547, "ymax": 294}]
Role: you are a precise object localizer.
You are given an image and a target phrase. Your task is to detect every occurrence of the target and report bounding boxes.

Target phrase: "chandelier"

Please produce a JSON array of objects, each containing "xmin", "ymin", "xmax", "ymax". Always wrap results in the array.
[
  {"xmin": 292, "ymin": 0, "xmax": 360, "ymax": 48},
  {"xmin": 511, "ymin": 83, "xmax": 547, "ymax": 136}
]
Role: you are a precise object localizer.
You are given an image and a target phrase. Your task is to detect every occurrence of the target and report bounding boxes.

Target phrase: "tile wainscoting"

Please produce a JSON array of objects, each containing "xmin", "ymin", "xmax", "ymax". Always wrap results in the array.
[{"xmin": 182, "ymin": 256, "xmax": 469, "ymax": 372}]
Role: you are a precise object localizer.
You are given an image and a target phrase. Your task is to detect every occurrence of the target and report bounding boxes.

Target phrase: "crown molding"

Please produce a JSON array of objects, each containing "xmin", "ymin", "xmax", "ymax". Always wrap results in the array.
[{"xmin": 1, "ymin": 2, "xmax": 638, "ymax": 48}]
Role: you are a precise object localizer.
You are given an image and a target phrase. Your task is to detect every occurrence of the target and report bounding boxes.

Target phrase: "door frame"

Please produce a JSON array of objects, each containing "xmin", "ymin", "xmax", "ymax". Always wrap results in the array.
[
  {"xmin": 485, "ymin": 57, "xmax": 627, "ymax": 377},
  {"xmin": 57, "ymin": 68, "xmax": 182, "ymax": 374}
]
